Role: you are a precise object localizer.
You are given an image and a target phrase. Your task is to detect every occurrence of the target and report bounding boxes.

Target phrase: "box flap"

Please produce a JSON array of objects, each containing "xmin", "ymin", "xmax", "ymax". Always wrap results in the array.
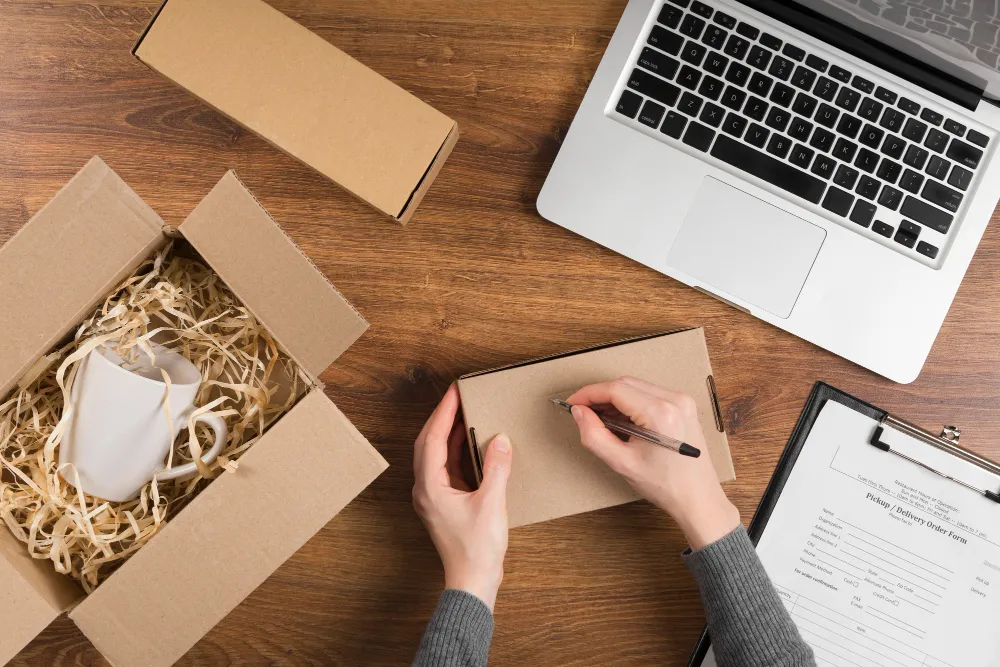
[
  {"xmin": 457, "ymin": 328, "xmax": 735, "ymax": 528},
  {"xmin": 179, "ymin": 172, "xmax": 368, "ymax": 379},
  {"xmin": 0, "ymin": 157, "xmax": 165, "ymax": 398},
  {"xmin": 134, "ymin": 0, "xmax": 456, "ymax": 219},
  {"xmin": 70, "ymin": 389, "xmax": 387, "ymax": 667}
]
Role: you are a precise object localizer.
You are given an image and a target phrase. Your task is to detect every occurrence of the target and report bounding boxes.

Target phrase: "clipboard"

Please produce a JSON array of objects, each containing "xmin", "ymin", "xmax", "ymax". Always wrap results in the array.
[{"xmin": 686, "ymin": 381, "xmax": 1000, "ymax": 667}]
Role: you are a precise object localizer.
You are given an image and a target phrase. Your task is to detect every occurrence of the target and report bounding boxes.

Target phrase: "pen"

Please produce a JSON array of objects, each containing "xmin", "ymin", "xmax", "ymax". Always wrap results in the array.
[{"xmin": 551, "ymin": 398, "xmax": 701, "ymax": 458}]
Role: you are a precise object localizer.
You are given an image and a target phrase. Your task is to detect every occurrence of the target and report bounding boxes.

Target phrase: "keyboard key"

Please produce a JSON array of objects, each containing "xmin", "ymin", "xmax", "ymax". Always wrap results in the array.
[
  {"xmin": 677, "ymin": 65, "xmax": 703, "ymax": 90},
  {"xmin": 895, "ymin": 220, "xmax": 920, "ymax": 248},
  {"xmin": 832, "ymin": 137, "xmax": 857, "ymax": 162},
  {"xmin": 830, "ymin": 65, "xmax": 852, "ymax": 82},
  {"xmin": 760, "ymin": 33, "xmax": 782, "ymax": 50},
  {"xmin": 615, "ymin": 90, "xmax": 643, "ymax": 118},
  {"xmin": 814, "ymin": 77, "xmax": 838, "ymax": 101},
  {"xmin": 904, "ymin": 145, "xmax": 928, "ymax": 170},
  {"xmin": 947, "ymin": 138, "xmax": 983, "ymax": 169},
  {"xmin": 710, "ymin": 135, "xmax": 827, "ymax": 203},
  {"xmin": 766, "ymin": 133, "xmax": 792, "ymax": 158},
  {"xmin": 789, "ymin": 117, "xmax": 813, "ymax": 141},
  {"xmin": 669, "ymin": 0, "xmax": 690, "ymax": 6},
  {"xmin": 721, "ymin": 112, "xmax": 747, "ymax": 137},
  {"xmin": 874, "ymin": 86, "xmax": 897, "ymax": 104},
  {"xmin": 725, "ymin": 62, "xmax": 750, "ymax": 86},
  {"xmin": 702, "ymin": 26, "xmax": 728, "ymax": 50},
  {"xmin": 873, "ymin": 220, "xmax": 893, "ymax": 237},
  {"xmin": 926, "ymin": 155, "xmax": 949, "ymax": 179},
  {"xmin": 967, "ymin": 129, "xmax": 989, "ymax": 148},
  {"xmin": 880, "ymin": 134, "xmax": 906, "ymax": 160},
  {"xmin": 700, "ymin": 101, "xmax": 725, "ymax": 127},
  {"xmin": 792, "ymin": 93, "xmax": 818, "ymax": 118},
  {"xmin": 638, "ymin": 100, "xmax": 667, "ymax": 128},
  {"xmin": 682, "ymin": 120, "xmax": 716, "ymax": 150},
  {"xmin": 691, "ymin": 1, "xmax": 713, "ymax": 17},
  {"xmin": 765, "ymin": 107, "xmax": 791, "ymax": 132},
  {"xmin": 921, "ymin": 180, "xmax": 963, "ymax": 212},
  {"xmin": 658, "ymin": 4, "xmax": 683, "ymax": 29},
  {"xmin": 721, "ymin": 85, "xmax": 747, "ymax": 110},
  {"xmin": 878, "ymin": 185, "xmax": 903, "ymax": 210},
  {"xmin": 855, "ymin": 148, "xmax": 879, "ymax": 173},
  {"xmin": 699, "ymin": 75, "xmax": 725, "ymax": 100},
  {"xmin": 783, "ymin": 43, "xmax": 805, "ymax": 61},
  {"xmin": 901, "ymin": 196, "xmax": 953, "ymax": 233},
  {"xmin": 876, "ymin": 158, "xmax": 902, "ymax": 184},
  {"xmin": 768, "ymin": 56, "xmax": 794, "ymax": 81},
  {"xmin": 879, "ymin": 108, "xmax": 904, "ymax": 133},
  {"xmin": 746, "ymin": 122, "xmax": 770, "ymax": 147},
  {"xmin": 897, "ymin": 97, "xmax": 920, "ymax": 115},
  {"xmin": 944, "ymin": 118, "xmax": 966, "ymax": 135},
  {"xmin": 859, "ymin": 124, "xmax": 884, "ymax": 148},
  {"xmin": 724, "ymin": 35, "xmax": 750, "ymax": 59},
  {"xmin": 649, "ymin": 26, "xmax": 685, "ymax": 55},
  {"xmin": 744, "ymin": 96, "xmax": 769, "ymax": 121},
  {"xmin": 858, "ymin": 98, "xmax": 883, "ymax": 122},
  {"xmin": 704, "ymin": 53, "xmax": 730, "ymax": 77},
  {"xmin": 638, "ymin": 48, "xmax": 681, "ymax": 78},
  {"xmin": 628, "ymin": 69, "xmax": 682, "ymax": 106},
  {"xmin": 810, "ymin": 127, "xmax": 835, "ymax": 152},
  {"xmin": 916, "ymin": 241, "xmax": 939, "ymax": 259},
  {"xmin": 789, "ymin": 143, "xmax": 815, "ymax": 168},
  {"xmin": 660, "ymin": 110, "xmax": 687, "ymax": 138},
  {"xmin": 681, "ymin": 41, "xmax": 708, "ymax": 66},
  {"xmin": 920, "ymin": 108, "xmax": 943, "ymax": 126},
  {"xmin": 790, "ymin": 66, "xmax": 817, "ymax": 92},
  {"xmin": 855, "ymin": 174, "xmax": 880, "ymax": 200},
  {"xmin": 736, "ymin": 23, "xmax": 759, "ymax": 40},
  {"xmin": 902, "ymin": 118, "xmax": 927, "ymax": 143},
  {"xmin": 714, "ymin": 11, "xmax": 737, "ymax": 29},
  {"xmin": 948, "ymin": 164, "xmax": 973, "ymax": 191},
  {"xmin": 748, "ymin": 45, "xmax": 772, "ymax": 70},
  {"xmin": 850, "ymin": 200, "xmax": 877, "ymax": 227},
  {"xmin": 851, "ymin": 76, "xmax": 874, "ymax": 94},
  {"xmin": 815, "ymin": 103, "xmax": 839, "ymax": 128},
  {"xmin": 836, "ymin": 114, "xmax": 862, "ymax": 139},
  {"xmin": 835, "ymin": 87, "xmax": 861, "ymax": 113},
  {"xmin": 925, "ymin": 128, "xmax": 949, "ymax": 153},
  {"xmin": 680, "ymin": 14, "xmax": 706, "ymax": 39},
  {"xmin": 769, "ymin": 82, "xmax": 795, "ymax": 108},
  {"xmin": 834, "ymin": 165, "xmax": 860, "ymax": 190},
  {"xmin": 900, "ymin": 169, "xmax": 923, "ymax": 193},
  {"xmin": 811, "ymin": 154, "xmax": 836, "ymax": 179},
  {"xmin": 805, "ymin": 54, "xmax": 828, "ymax": 72},
  {"xmin": 822, "ymin": 186, "xmax": 855, "ymax": 216},
  {"xmin": 679, "ymin": 92, "xmax": 704, "ymax": 116},
  {"xmin": 749, "ymin": 72, "xmax": 774, "ymax": 97}
]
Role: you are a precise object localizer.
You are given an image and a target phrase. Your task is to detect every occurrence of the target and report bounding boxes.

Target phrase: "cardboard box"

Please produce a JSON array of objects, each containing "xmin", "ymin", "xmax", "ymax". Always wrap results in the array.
[
  {"xmin": 0, "ymin": 157, "xmax": 388, "ymax": 666},
  {"xmin": 131, "ymin": 0, "xmax": 459, "ymax": 224},
  {"xmin": 457, "ymin": 329, "xmax": 734, "ymax": 528}
]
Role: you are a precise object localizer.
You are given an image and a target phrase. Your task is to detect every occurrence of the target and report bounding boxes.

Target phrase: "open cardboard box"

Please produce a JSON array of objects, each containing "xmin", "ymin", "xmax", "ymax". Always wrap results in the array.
[{"xmin": 0, "ymin": 157, "xmax": 388, "ymax": 666}]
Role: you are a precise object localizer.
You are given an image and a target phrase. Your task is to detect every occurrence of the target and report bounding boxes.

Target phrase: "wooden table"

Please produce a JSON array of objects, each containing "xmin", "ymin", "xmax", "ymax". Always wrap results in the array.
[{"xmin": 2, "ymin": 1, "xmax": 998, "ymax": 665}]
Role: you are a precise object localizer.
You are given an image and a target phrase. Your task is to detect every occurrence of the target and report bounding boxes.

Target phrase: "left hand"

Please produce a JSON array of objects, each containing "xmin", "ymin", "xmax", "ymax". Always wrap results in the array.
[{"xmin": 412, "ymin": 385, "xmax": 513, "ymax": 611}]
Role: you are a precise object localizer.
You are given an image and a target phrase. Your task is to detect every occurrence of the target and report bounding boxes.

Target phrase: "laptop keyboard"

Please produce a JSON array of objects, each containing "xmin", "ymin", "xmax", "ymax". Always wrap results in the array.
[{"xmin": 611, "ymin": 0, "xmax": 994, "ymax": 266}]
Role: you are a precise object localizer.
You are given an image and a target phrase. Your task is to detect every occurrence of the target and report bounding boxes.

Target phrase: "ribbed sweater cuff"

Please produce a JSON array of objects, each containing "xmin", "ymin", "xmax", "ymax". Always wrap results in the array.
[{"xmin": 413, "ymin": 589, "xmax": 494, "ymax": 667}]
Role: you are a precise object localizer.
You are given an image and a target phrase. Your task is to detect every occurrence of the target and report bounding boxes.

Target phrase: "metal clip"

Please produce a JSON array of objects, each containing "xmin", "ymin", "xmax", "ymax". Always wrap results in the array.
[{"xmin": 941, "ymin": 425, "xmax": 961, "ymax": 442}]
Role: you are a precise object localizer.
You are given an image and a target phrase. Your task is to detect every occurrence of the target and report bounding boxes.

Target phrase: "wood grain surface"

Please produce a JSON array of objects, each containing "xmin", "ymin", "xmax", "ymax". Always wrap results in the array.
[{"xmin": 2, "ymin": 1, "xmax": 999, "ymax": 665}]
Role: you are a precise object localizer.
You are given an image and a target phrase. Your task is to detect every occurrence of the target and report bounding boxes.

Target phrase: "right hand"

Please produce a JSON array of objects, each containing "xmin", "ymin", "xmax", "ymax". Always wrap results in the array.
[{"xmin": 567, "ymin": 376, "xmax": 740, "ymax": 550}]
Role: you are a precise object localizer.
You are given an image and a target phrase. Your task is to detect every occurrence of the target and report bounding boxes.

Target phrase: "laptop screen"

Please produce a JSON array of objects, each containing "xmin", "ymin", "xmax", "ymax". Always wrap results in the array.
[{"xmin": 793, "ymin": 0, "xmax": 1000, "ymax": 100}]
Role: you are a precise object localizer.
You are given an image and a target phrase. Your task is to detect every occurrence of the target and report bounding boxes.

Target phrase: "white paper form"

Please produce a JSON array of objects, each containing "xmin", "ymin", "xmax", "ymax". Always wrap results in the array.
[{"xmin": 700, "ymin": 401, "xmax": 1000, "ymax": 667}]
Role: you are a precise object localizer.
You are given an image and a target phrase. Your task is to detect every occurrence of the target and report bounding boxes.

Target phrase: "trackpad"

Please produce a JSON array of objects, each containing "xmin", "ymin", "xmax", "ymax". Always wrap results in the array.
[{"xmin": 667, "ymin": 177, "xmax": 826, "ymax": 319}]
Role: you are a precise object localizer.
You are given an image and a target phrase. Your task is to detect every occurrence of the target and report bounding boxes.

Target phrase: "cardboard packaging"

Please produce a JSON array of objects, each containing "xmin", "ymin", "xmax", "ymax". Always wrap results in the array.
[
  {"xmin": 457, "ymin": 329, "xmax": 734, "ymax": 528},
  {"xmin": 0, "ymin": 157, "xmax": 388, "ymax": 666},
  {"xmin": 131, "ymin": 0, "xmax": 459, "ymax": 224}
]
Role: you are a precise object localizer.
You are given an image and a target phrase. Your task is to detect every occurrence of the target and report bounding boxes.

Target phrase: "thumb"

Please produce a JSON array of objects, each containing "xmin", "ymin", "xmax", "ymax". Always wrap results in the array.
[
  {"xmin": 478, "ymin": 433, "xmax": 512, "ymax": 499},
  {"xmin": 572, "ymin": 405, "xmax": 636, "ymax": 475}
]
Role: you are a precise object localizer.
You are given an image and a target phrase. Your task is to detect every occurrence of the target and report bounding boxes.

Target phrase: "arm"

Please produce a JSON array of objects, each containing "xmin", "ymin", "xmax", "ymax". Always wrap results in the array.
[
  {"xmin": 567, "ymin": 377, "xmax": 815, "ymax": 667},
  {"xmin": 411, "ymin": 385, "xmax": 512, "ymax": 667}
]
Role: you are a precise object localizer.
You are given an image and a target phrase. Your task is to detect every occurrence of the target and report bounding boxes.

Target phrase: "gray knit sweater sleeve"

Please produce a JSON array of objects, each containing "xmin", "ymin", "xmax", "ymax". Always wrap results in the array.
[
  {"xmin": 683, "ymin": 525, "xmax": 816, "ymax": 667},
  {"xmin": 412, "ymin": 589, "xmax": 493, "ymax": 667}
]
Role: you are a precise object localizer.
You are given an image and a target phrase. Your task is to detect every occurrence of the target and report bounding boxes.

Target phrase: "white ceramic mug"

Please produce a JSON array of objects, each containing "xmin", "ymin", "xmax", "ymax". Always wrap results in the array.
[{"xmin": 59, "ymin": 345, "xmax": 228, "ymax": 502}]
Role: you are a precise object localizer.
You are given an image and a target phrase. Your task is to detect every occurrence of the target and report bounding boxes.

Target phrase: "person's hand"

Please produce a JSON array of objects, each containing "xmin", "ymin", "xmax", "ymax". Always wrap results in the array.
[
  {"xmin": 412, "ymin": 384, "xmax": 512, "ymax": 611},
  {"xmin": 567, "ymin": 376, "xmax": 739, "ymax": 550}
]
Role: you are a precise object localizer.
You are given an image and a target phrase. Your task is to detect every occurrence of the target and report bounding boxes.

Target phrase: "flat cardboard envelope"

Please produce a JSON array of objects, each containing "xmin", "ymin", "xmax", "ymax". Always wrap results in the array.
[{"xmin": 457, "ymin": 329, "xmax": 734, "ymax": 528}]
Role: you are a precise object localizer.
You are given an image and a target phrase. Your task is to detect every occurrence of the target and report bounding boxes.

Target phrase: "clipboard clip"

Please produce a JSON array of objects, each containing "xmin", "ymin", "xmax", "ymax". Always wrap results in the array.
[{"xmin": 869, "ymin": 415, "xmax": 1000, "ymax": 504}]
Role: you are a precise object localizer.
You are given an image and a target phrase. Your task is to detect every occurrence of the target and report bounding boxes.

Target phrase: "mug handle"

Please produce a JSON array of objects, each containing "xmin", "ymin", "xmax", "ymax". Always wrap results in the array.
[{"xmin": 154, "ymin": 414, "xmax": 229, "ymax": 482}]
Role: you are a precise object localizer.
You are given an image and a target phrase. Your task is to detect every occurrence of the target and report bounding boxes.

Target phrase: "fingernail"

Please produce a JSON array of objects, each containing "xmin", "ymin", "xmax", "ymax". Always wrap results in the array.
[
  {"xmin": 494, "ymin": 434, "xmax": 511, "ymax": 453},
  {"xmin": 570, "ymin": 405, "xmax": 582, "ymax": 420}
]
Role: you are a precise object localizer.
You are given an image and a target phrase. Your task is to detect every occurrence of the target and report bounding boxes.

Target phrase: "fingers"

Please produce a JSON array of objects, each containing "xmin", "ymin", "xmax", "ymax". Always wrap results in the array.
[
  {"xmin": 571, "ymin": 405, "xmax": 638, "ymax": 475},
  {"xmin": 414, "ymin": 384, "xmax": 461, "ymax": 481},
  {"xmin": 477, "ymin": 434, "xmax": 513, "ymax": 501},
  {"xmin": 567, "ymin": 379, "xmax": 661, "ymax": 422},
  {"xmin": 619, "ymin": 376, "xmax": 697, "ymax": 414}
]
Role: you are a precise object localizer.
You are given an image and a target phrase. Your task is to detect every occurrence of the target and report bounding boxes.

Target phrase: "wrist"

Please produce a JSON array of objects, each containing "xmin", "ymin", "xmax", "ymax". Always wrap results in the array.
[
  {"xmin": 672, "ymin": 490, "xmax": 741, "ymax": 550},
  {"xmin": 445, "ymin": 567, "xmax": 503, "ymax": 612}
]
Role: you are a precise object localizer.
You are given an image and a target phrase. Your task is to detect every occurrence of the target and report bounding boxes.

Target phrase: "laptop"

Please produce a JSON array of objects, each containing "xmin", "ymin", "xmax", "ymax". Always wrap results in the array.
[{"xmin": 537, "ymin": 0, "xmax": 1000, "ymax": 384}]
